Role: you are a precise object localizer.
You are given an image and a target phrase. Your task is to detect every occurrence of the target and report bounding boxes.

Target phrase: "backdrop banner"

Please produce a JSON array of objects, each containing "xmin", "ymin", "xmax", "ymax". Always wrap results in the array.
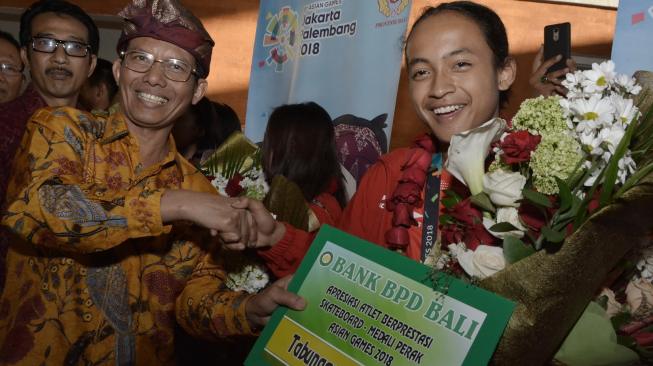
[
  {"xmin": 245, "ymin": 0, "xmax": 411, "ymax": 183},
  {"xmin": 612, "ymin": 1, "xmax": 653, "ymax": 76}
]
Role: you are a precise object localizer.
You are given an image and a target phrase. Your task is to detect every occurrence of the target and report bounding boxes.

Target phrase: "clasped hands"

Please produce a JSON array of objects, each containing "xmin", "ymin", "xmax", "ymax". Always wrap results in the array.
[
  {"xmin": 161, "ymin": 189, "xmax": 305, "ymax": 329},
  {"xmin": 161, "ymin": 189, "xmax": 286, "ymax": 249}
]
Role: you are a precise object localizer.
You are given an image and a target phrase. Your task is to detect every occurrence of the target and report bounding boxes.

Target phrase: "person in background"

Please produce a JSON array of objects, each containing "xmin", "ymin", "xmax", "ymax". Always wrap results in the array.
[
  {"xmin": 529, "ymin": 45, "xmax": 577, "ymax": 97},
  {"xmin": 78, "ymin": 58, "xmax": 118, "ymax": 113},
  {"xmin": 0, "ymin": 0, "xmax": 98, "ymax": 294},
  {"xmin": 0, "ymin": 30, "xmax": 24, "ymax": 104},
  {"xmin": 255, "ymin": 102, "xmax": 346, "ymax": 277},
  {"xmin": 240, "ymin": 1, "xmax": 517, "ymax": 272},
  {"xmin": 172, "ymin": 96, "xmax": 241, "ymax": 166},
  {"xmin": 0, "ymin": 0, "xmax": 300, "ymax": 363}
]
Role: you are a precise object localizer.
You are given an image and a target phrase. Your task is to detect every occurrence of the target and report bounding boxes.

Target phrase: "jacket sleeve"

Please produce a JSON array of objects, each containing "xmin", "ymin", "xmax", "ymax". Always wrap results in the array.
[
  {"xmin": 338, "ymin": 158, "xmax": 392, "ymax": 248},
  {"xmin": 176, "ymin": 249, "xmax": 257, "ymax": 339},
  {"xmin": 258, "ymin": 192, "xmax": 344, "ymax": 278},
  {"xmin": 1, "ymin": 108, "xmax": 167, "ymax": 253}
]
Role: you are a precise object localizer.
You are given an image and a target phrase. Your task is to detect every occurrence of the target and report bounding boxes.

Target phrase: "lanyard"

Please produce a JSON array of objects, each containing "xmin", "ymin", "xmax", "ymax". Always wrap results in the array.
[{"xmin": 421, "ymin": 153, "xmax": 442, "ymax": 263}]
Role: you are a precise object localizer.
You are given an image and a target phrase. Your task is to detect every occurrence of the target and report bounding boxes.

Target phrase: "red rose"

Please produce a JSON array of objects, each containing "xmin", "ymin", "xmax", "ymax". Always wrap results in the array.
[
  {"xmin": 500, "ymin": 130, "xmax": 541, "ymax": 164},
  {"xmin": 441, "ymin": 198, "xmax": 496, "ymax": 249},
  {"xmin": 448, "ymin": 198, "xmax": 482, "ymax": 226},
  {"xmin": 441, "ymin": 223, "xmax": 464, "ymax": 246},
  {"xmin": 464, "ymin": 223, "xmax": 497, "ymax": 250},
  {"xmin": 225, "ymin": 173, "xmax": 244, "ymax": 197}
]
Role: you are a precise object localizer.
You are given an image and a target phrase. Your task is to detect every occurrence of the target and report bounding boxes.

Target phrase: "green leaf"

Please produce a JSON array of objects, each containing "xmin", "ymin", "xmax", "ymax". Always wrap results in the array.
[
  {"xmin": 489, "ymin": 222, "xmax": 519, "ymax": 232},
  {"xmin": 263, "ymin": 175, "xmax": 309, "ymax": 231},
  {"xmin": 443, "ymin": 189, "xmax": 461, "ymax": 201},
  {"xmin": 522, "ymin": 188, "xmax": 553, "ymax": 208},
  {"xmin": 441, "ymin": 197, "xmax": 459, "ymax": 210},
  {"xmin": 542, "ymin": 225, "xmax": 566, "ymax": 243},
  {"xmin": 470, "ymin": 192, "xmax": 495, "ymax": 213},
  {"xmin": 439, "ymin": 215, "xmax": 454, "ymax": 225},
  {"xmin": 615, "ymin": 161, "xmax": 653, "ymax": 198},
  {"xmin": 503, "ymin": 236, "xmax": 535, "ymax": 264},
  {"xmin": 599, "ymin": 118, "xmax": 637, "ymax": 206},
  {"xmin": 556, "ymin": 177, "xmax": 573, "ymax": 213}
]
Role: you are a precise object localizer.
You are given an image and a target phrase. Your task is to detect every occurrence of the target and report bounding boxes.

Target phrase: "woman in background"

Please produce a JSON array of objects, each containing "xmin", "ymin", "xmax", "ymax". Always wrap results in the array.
[{"xmin": 172, "ymin": 96, "xmax": 241, "ymax": 166}]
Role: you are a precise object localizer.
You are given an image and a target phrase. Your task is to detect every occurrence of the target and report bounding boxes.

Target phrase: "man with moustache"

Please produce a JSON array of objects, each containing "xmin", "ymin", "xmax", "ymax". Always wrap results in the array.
[
  {"xmin": 0, "ymin": 0, "xmax": 98, "ymax": 293},
  {"xmin": 0, "ymin": 31, "xmax": 24, "ymax": 104},
  {"xmin": 0, "ymin": 0, "xmax": 302, "ymax": 364}
]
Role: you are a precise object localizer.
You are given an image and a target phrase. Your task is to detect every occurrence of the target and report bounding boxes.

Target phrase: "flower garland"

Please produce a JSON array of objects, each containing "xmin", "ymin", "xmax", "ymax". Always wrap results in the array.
[{"xmin": 384, "ymin": 134, "xmax": 437, "ymax": 251}]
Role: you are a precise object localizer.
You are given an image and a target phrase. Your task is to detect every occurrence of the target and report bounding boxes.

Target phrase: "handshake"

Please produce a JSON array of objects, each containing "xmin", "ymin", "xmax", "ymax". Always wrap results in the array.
[
  {"xmin": 161, "ymin": 189, "xmax": 305, "ymax": 329},
  {"xmin": 161, "ymin": 189, "xmax": 287, "ymax": 250}
]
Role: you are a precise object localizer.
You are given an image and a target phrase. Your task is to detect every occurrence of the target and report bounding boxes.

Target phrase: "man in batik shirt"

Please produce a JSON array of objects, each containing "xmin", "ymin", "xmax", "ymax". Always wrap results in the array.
[
  {"xmin": 0, "ymin": 0, "xmax": 301, "ymax": 364},
  {"xmin": 0, "ymin": 0, "xmax": 98, "ymax": 296}
]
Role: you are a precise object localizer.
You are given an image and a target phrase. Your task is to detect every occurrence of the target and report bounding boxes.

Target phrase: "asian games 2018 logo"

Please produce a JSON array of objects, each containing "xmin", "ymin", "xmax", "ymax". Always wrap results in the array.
[
  {"xmin": 259, "ymin": 6, "xmax": 299, "ymax": 72},
  {"xmin": 378, "ymin": 0, "xmax": 409, "ymax": 17}
]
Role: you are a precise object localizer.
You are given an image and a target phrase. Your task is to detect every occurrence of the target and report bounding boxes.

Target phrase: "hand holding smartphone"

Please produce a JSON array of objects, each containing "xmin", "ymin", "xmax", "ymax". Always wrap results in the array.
[{"xmin": 543, "ymin": 22, "xmax": 571, "ymax": 74}]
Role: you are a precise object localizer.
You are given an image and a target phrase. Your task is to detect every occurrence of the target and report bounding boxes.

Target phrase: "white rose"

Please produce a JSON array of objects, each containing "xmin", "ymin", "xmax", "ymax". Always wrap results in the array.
[
  {"xmin": 483, "ymin": 207, "xmax": 527, "ymax": 239},
  {"xmin": 626, "ymin": 278, "xmax": 653, "ymax": 315},
  {"xmin": 483, "ymin": 169, "xmax": 527, "ymax": 207},
  {"xmin": 456, "ymin": 245, "xmax": 506, "ymax": 279},
  {"xmin": 598, "ymin": 288, "xmax": 622, "ymax": 318}
]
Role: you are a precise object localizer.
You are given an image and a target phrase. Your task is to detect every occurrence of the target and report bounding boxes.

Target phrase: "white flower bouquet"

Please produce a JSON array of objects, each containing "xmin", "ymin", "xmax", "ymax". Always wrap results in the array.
[{"xmin": 430, "ymin": 63, "xmax": 653, "ymax": 364}]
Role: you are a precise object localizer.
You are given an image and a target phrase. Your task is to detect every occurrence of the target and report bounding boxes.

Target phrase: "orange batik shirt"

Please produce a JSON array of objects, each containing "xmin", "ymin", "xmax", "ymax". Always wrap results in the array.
[{"xmin": 0, "ymin": 107, "xmax": 254, "ymax": 365}]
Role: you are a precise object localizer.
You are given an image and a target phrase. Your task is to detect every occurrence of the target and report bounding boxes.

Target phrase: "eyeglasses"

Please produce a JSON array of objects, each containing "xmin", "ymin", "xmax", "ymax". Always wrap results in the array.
[
  {"xmin": 120, "ymin": 50, "xmax": 198, "ymax": 82},
  {"xmin": 31, "ymin": 37, "xmax": 90, "ymax": 57},
  {"xmin": 0, "ymin": 63, "xmax": 22, "ymax": 77}
]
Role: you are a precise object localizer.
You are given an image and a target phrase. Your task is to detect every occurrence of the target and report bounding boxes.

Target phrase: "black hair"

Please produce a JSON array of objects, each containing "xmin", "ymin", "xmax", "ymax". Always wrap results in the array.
[
  {"xmin": 86, "ymin": 58, "xmax": 118, "ymax": 101},
  {"xmin": 262, "ymin": 102, "xmax": 346, "ymax": 207},
  {"xmin": 0, "ymin": 31, "xmax": 21, "ymax": 55},
  {"xmin": 192, "ymin": 98, "xmax": 242, "ymax": 151},
  {"xmin": 405, "ymin": 1, "xmax": 511, "ymax": 106},
  {"xmin": 19, "ymin": 0, "xmax": 99, "ymax": 55}
]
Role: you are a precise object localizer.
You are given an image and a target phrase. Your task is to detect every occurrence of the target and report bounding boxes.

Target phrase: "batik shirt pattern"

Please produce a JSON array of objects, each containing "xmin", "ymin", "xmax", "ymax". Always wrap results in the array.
[{"xmin": 0, "ymin": 107, "xmax": 253, "ymax": 365}]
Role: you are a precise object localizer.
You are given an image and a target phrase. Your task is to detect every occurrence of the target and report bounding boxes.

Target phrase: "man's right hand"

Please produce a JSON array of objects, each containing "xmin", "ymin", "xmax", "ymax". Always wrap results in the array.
[
  {"xmin": 161, "ymin": 189, "xmax": 257, "ymax": 247},
  {"xmin": 245, "ymin": 276, "xmax": 306, "ymax": 330}
]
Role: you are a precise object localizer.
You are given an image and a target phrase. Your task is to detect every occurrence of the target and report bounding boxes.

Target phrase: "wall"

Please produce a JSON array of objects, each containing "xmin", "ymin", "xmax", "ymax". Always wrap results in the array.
[{"xmin": 0, "ymin": 0, "xmax": 616, "ymax": 149}]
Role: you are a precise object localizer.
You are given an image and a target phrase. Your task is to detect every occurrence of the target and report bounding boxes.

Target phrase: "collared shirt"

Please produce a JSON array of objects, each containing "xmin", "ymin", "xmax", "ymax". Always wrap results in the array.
[
  {"xmin": 0, "ymin": 107, "xmax": 253, "ymax": 365},
  {"xmin": 0, "ymin": 83, "xmax": 46, "ymax": 206}
]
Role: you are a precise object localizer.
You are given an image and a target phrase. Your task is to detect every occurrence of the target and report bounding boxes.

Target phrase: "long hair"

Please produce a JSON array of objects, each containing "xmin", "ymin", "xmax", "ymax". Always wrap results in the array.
[{"xmin": 262, "ymin": 102, "xmax": 346, "ymax": 207}]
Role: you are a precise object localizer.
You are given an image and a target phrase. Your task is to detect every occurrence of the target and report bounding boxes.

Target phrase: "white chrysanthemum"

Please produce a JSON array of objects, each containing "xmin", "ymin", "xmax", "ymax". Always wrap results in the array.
[
  {"xmin": 225, "ymin": 264, "xmax": 270, "ymax": 293},
  {"xmin": 617, "ymin": 154, "xmax": 637, "ymax": 185},
  {"xmin": 579, "ymin": 131, "xmax": 604, "ymax": 156},
  {"xmin": 562, "ymin": 70, "xmax": 586, "ymax": 99},
  {"xmin": 569, "ymin": 95, "xmax": 615, "ymax": 130},
  {"xmin": 581, "ymin": 60, "xmax": 616, "ymax": 94},
  {"xmin": 598, "ymin": 123, "xmax": 626, "ymax": 155},
  {"xmin": 611, "ymin": 93, "xmax": 639, "ymax": 125},
  {"xmin": 614, "ymin": 73, "xmax": 642, "ymax": 96}
]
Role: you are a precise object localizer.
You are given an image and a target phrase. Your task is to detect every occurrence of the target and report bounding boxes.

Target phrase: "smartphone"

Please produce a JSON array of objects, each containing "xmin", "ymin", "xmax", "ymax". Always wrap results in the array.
[{"xmin": 543, "ymin": 22, "xmax": 571, "ymax": 74}]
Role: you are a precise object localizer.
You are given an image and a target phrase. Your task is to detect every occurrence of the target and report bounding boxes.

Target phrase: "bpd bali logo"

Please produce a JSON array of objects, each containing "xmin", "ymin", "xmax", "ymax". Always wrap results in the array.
[
  {"xmin": 378, "ymin": 0, "xmax": 409, "ymax": 17},
  {"xmin": 259, "ymin": 6, "xmax": 299, "ymax": 72}
]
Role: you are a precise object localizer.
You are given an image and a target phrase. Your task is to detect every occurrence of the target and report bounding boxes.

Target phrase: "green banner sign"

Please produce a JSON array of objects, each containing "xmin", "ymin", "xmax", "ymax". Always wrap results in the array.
[{"xmin": 246, "ymin": 225, "xmax": 514, "ymax": 366}]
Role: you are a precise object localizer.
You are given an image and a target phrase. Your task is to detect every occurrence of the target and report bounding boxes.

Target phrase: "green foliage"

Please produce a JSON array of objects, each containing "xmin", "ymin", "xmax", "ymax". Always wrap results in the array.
[{"xmin": 503, "ymin": 236, "xmax": 535, "ymax": 264}]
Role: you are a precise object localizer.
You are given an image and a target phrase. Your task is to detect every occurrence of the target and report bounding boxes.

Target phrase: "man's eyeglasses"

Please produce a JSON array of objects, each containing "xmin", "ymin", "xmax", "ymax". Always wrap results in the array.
[
  {"xmin": 31, "ymin": 37, "xmax": 90, "ymax": 57},
  {"xmin": 0, "ymin": 63, "xmax": 22, "ymax": 77},
  {"xmin": 120, "ymin": 50, "xmax": 198, "ymax": 82}
]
